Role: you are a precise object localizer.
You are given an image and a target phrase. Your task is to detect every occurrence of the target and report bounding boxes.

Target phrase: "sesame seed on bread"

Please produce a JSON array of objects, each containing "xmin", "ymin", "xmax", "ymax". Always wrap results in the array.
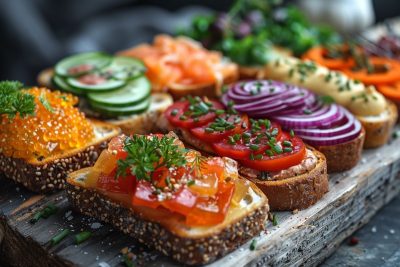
[{"xmin": 0, "ymin": 120, "xmax": 120, "ymax": 193}]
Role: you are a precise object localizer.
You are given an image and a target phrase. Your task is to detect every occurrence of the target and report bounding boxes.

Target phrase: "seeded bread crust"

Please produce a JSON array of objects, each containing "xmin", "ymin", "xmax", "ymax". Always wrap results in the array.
[
  {"xmin": 241, "ymin": 147, "xmax": 328, "ymax": 211},
  {"xmin": 0, "ymin": 121, "xmax": 120, "ymax": 193},
  {"xmin": 66, "ymin": 182, "xmax": 268, "ymax": 265},
  {"xmin": 316, "ymin": 128, "xmax": 365, "ymax": 173}
]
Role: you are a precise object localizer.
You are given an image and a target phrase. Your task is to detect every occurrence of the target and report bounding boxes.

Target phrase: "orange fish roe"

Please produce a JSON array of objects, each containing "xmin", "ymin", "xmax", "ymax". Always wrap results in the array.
[{"xmin": 0, "ymin": 87, "xmax": 94, "ymax": 160}]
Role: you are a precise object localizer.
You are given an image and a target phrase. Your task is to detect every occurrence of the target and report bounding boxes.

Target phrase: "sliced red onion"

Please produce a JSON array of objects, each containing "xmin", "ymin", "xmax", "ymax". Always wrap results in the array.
[{"xmin": 223, "ymin": 80, "xmax": 362, "ymax": 146}]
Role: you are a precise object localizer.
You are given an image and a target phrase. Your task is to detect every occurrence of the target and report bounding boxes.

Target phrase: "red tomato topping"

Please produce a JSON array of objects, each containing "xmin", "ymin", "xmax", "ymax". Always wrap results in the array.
[
  {"xmin": 132, "ymin": 181, "xmax": 160, "ymax": 209},
  {"xmin": 190, "ymin": 114, "xmax": 249, "ymax": 143},
  {"xmin": 97, "ymin": 168, "xmax": 136, "ymax": 194},
  {"xmin": 108, "ymin": 135, "xmax": 128, "ymax": 160},
  {"xmin": 186, "ymin": 182, "xmax": 235, "ymax": 226},
  {"xmin": 165, "ymin": 100, "xmax": 224, "ymax": 129},
  {"xmin": 240, "ymin": 133, "xmax": 306, "ymax": 172},
  {"xmin": 161, "ymin": 187, "xmax": 198, "ymax": 216}
]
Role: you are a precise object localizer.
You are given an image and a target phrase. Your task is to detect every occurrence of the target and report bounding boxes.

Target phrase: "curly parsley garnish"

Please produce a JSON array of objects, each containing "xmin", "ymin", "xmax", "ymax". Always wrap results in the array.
[
  {"xmin": 116, "ymin": 135, "xmax": 187, "ymax": 181},
  {"xmin": 0, "ymin": 80, "xmax": 36, "ymax": 119}
]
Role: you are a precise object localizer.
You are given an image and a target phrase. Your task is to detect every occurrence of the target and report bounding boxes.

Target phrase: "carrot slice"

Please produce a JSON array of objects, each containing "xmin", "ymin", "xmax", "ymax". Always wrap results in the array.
[
  {"xmin": 378, "ymin": 82, "xmax": 400, "ymax": 102},
  {"xmin": 342, "ymin": 57, "xmax": 400, "ymax": 85},
  {"xmin": 302, "ymin": 46, "xmax": 354, "ymax": 70}
]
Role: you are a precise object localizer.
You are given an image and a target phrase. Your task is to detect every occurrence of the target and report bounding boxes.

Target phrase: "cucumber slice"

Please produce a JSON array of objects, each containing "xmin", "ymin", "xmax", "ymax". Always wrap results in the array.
[
  {"xmin": 52, "ymin": 75, "xmax": 84, "ymax": 95},
  {"xmin": 66, "ymin": 76, "xmax": 126, "ymax": 93},
  {"xmin": 87, "ymin": 76, "xmax": 151, "ymax": 107},
  {"xmin": 105, "ymin": 56, "xmax": 146, "ymax": 81},
  {"xmin": 89, "ymin": 97, "xmax": 151, "ymax": 117},
  {"xmin": 55, "ymin": 52, "xmax": 112, "ymax": 77}
]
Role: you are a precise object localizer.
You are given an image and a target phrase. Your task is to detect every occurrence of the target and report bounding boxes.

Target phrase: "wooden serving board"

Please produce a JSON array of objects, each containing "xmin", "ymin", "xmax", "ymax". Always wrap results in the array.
[{"xmin": 1, "ymin": 129, "xmax": 400, "ymax": 267}]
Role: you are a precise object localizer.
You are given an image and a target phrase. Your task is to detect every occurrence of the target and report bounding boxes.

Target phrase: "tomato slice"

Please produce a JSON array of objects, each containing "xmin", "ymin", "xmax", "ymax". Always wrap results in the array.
[
  {"xmin": 186, "ymin": 182, "xmax": 235, "ymax": 226},
  {"xmin": 190, "ymin": 114, "xmax": 249, "ymax": 143},
  {"xmin": 240, "ymin": 133, "xmax": 306, "ymax": 172},
  {"xmin": 212, "ymin": 122, "xmax": 282, "ymax": 160},
  {"xmin": 108, "ymin": 135, "xmax": 128, "ymax": 160},
  {"xmin": 165, "ymin": 100, "xmax": 224, "ymax": 129},
  {"xmin": 97, "ymin": 168, "xmax": 136, "ymax": 194},
  {"xmin": 161, "ymin": 187, "xmax": 198, "ymax": 216},
  {"xmin": 132, "ymin": 181, "xmax": 160, "ymax": 209}
]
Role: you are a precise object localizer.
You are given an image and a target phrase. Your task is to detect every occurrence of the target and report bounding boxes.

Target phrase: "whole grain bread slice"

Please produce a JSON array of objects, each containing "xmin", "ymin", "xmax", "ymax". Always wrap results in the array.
[
  {"xmin": 0, "ymin": 120, "xmax": 120, "ymax": 193},
  {"xmin": 66, "ymin": 168, "xmax": 269, "ymax": 265},
  {"xmin": 241, "ymin": 147, "xmax": 329, "ymax": 211},
  {"xmin": 37, "ymin": 68, "xmax": 173, "ymax": 135}
]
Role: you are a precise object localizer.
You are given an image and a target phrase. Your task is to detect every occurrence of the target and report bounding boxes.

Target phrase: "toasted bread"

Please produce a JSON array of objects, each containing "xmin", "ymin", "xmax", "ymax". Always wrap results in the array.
[
  {"xmin": 358, "ymin": 100, "xmax": 398, "ymax": 148},
  {"xmin": 37, "ymin": 68, "xmax": 173, "ymax": 135},
  {"xmin": 66, "ymin": 168, "xmax": 269, "ymax": 265},
  {"xmin": 0, "ymin": 121, "xmax": 120, "ymax": 193},
  {"xmin": 240, "ymin": 147, "xmax": 329, "ymax": 211},
  {"xmin": 315, "ymin": 128, "xmax": 365, "ymax": 172}
]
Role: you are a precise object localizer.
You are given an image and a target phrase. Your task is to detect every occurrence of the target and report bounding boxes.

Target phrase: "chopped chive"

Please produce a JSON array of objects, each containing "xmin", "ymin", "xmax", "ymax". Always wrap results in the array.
[
  {"xmin": 265, "ymin": 150, "xmax": 274, "ymax": 157},
  {"xmin": 228, "ymin": 136, "xmax": 236, "ymax": 145},
  {"xmin": 226, "ymin": 124, "xmax": 235, "ymax": 130},
  {"xmin": 303, "ymin": 109, "xmax": 312, "ymax": 115},
  {"xmin": 194, "ymin": 117, "xmax": 200, "ymax": 122},
  {"xmin": 283, "ymin": 141, "xmax": 292, "ymax": 147},
  {"xmin": 179, "ymin": 115, "xmax": 187, "ymax": 121},
  {"xmin": 290, "ymin": 130, "xmax": 295, "ymax": 137},
  {"xmin": 272, "ymin": 214, "xmax": 278, "ymax": 226},
  {"xmin": 215, "ymin": 109, "xmax": 225, "ymax": 115},
  {"xmin": 242, "ymin": 132, "xmax": 251, "ymax": 139},
  {"xmin": 170, "ymin": 109, "xmax": 178, "ymax": 116},
  {"xmin": 214, "ymin": 126, "xmax": 225, "ymax": 132},
  {"xmin": 254, "ymin": 154, "xmax": 263, "ymax": 160},
  {"xmin": 283, "ymin": 147, "xmax": 293, "ymax": 153},
  {"xmin": 122, "ymin": 254, "xmax": 134, "ymax": 267},
  {"xmin": 249, "ymin": 144, "xmax": 259, "ymax": 151},
  {"xmin": 165, "ymin": 176, "xmax": 171, "ymax": 187},
  {"xmin": 271, "ymin": 128, "xmax": 278, "ymax": 136},
  {"xmin": 250, "ymin": 153, "xmax": 255, "ymax": 160},
  {"xmin": 227, "ymin": 100, "xmax": 234, "ymax": 107},
  {"xmin": 51, "ymin": 229, "xmax": 70, "ymax": 246},
  {"xmin": 264, "ymin": 120, "xmax": 271, "ymax": 129},
  {"xmin": 75, "ymin": 231, "xmax": 92, "ymax": 245},
  {"xmin": 30, "ymin": 211, "xmax": 43, "ymax": 224},
  {"xmin": 250, "ymin": 239, "xmax": 257, "ymax": 251},
  {"xmin": 187, "ymin": 180, "xmax": 195, "ymax": 186},
  {"xmin": 205, "ymin": 128, "xmax": 214, "ymax": 133},
  {"xmin": 273, "ymin": 144, "xmax": 283, "ymax": 154},
  {"xmin": 233, "ymin": 134, "xmax": 241, "ymax": 141}
]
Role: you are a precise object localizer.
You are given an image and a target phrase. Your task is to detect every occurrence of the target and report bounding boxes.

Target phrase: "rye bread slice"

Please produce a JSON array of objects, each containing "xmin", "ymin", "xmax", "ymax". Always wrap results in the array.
[
  {"xmin": 241, "ymin": 147, "xmax": 329, "ymax": 211},
  {"xmin": 315, "ymin": 128, "xmax": 365, "ymax": 173},
  {"xmin": 66, "ymin": 169, "xmax": 269, "ymax": 265},
  {"xmin": 0, "ymin": 120, "xmax": 120, "ymax": 193}
]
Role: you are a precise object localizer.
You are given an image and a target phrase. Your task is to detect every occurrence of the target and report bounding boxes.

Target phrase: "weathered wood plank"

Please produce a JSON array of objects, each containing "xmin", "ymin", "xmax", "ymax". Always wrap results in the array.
[{"xmin": 1, "ymin": 133, "xmax": 400, "ymax": 267}]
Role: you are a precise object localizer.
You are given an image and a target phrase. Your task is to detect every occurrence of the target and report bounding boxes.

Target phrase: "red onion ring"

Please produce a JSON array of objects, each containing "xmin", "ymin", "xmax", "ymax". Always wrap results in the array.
[{"xmin": 223, "ymin": 80, "xmax": 362, "ymax": 146}]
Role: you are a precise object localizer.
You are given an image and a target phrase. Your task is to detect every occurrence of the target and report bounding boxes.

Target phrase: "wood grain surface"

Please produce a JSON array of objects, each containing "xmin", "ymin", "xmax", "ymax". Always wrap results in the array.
[{"xmin": 1, "ymin": 131, "xmax": 399, "ymax": 267}]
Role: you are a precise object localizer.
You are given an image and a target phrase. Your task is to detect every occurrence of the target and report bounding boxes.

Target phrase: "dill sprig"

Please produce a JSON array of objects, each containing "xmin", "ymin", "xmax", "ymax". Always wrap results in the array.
[
  {"xmin": 116, "ymin": 135, "xmax": 187, "ymax": 181},
  {"xmin": 0, "ymin": 80, "xmax": 36, "ymax": 119}
]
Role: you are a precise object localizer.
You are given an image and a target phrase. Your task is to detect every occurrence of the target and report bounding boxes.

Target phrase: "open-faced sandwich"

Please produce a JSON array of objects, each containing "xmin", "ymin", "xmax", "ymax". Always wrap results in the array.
[
  {"xmin": 118, "ymin": 34, "xmax": 239, "ymax": 99},
  {"xmin": 159, "ymin": 97, "xmax": 329, "ymax": 210},
  {"xmin": 0, "ymin": 81, "xmax": 120, "ymax": 192},
  {"xmin": 37, "ymin": 52, "xmax": 173, "ymax": 134},
  {"xmin": 304, "ymin": 44, "xmax": 400, "ymax": 115},
  {"xmin": 240, "ymin": 55, "xmax": 397, "ymax": 148},
  {"xmin": 66, "ymin": 132, "xmax": 268, "ymax": 265},
  {"xmin": 222, "ymin": 80, "xmax": 365, "ymax": 172}
]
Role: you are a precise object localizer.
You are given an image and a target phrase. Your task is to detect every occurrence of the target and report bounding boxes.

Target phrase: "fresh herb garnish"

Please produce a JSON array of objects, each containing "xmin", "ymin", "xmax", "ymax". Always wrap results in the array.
[
  {"xmin": 75, "ymin": 231, "xmax": 92, "ymax": 244},
  {"xmin": 29, "ymin": 203, "xmax": 58, "ymax": 224},
  {"xmin": 272, "ymin": 213, "xmax": 278, "ymax": 226},
  {"xmin": 249, "ymin": 239, "xmax": 257, "ymax": 250},
  {"xmin": 0, "ymin": 80, "xmax": 36, "ymax": 119},
  {"xmin": 51, "ymin": 229, "xmax": 70, "ymax": 246},
  {"xmin": 117, "ymin": 135, "xmax": 186, "ymax": 181},
  {"xmin": 318, "ymin": 95, "xmax": 335, "ymax": 105},
  {"xmin": 39, "ymin": 92, "xmax": 54, "ymax": 113}
]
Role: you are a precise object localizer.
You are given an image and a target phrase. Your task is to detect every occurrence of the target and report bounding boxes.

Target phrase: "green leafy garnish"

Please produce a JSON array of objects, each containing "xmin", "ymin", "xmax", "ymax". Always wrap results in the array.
[
  {"xmin": 39, "ymin": 92, "xmax": 54, "ymax": 113},
  {"xmin": 318, "ymin": 95, "xmax": 335, "ymax": 105},
  {"xmin": 0, "ymin": 80, "xmax": 36, "ymax": 119},
  {"xmin": 116, "ymin": 135, "xmax": 187, "ymax": 181}
]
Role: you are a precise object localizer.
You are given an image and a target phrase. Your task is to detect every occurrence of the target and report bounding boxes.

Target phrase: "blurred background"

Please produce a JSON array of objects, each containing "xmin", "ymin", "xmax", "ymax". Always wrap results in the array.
[{"xmin": 1, "ymin": 0, "xmax": 400, "ymax": 84}]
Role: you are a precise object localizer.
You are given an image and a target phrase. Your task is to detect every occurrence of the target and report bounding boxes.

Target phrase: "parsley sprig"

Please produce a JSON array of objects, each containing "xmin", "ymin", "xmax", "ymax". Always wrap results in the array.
[
  {"xmin": 0, "ymin": 81, "xmax": 35, "ymax": 119},
  {"xmin": 116, "ymin": 135, "xmax": 187, "ymax": 181}
]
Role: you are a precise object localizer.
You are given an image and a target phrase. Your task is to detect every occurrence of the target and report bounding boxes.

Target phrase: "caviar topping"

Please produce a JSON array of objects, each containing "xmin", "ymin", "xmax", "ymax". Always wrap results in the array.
[{"xmin": 0, "ymin": 87, "xmax": 94, "ymax": 159}]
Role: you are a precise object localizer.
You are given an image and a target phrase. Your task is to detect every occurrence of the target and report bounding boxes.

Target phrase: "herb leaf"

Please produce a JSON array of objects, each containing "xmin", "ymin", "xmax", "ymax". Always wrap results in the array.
[
  {"xmin": 0, "ymin": 80, "xmax": 35, "ymax": 119},
  {"xmin": 318, "ymin": 95, "xmax": 335, "ymax": 105},
  {"xmin": 39, "ymin": 92, "xmax": 54, "ymax": 113},
  {"xmin": 116, "ymin": 135, "xmax": 187, "ymax": 181}
]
